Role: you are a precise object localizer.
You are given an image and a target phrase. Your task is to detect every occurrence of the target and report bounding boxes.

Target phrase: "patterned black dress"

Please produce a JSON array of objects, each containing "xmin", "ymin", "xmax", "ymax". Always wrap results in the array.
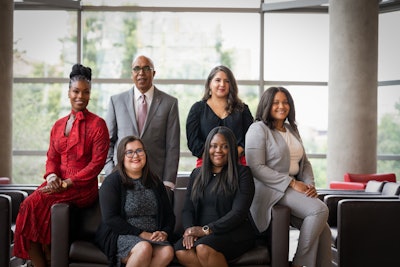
[{"xmin": 117, "ymin": 179, "xmax": 170, "ymax": 260}]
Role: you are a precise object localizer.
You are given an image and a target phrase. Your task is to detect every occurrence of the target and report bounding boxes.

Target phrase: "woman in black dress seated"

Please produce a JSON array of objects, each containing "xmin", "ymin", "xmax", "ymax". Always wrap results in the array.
[
  {"xmin": 96, "ymin": 135, "xmax": 175, "ymax": 267},
  {"xmin": 174, "ymin": 126, "xmax": 256, "ymax": 267}
]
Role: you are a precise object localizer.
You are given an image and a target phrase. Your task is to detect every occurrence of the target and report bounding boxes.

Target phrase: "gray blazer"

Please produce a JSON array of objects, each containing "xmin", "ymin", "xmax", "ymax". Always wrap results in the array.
[
  {"xmin": 104, "ymin": 87, "xmax": 180, "ymax": 186},
  {"xmin": 245, "ymin": 121, "xmax": 313, "ymax": 232}
]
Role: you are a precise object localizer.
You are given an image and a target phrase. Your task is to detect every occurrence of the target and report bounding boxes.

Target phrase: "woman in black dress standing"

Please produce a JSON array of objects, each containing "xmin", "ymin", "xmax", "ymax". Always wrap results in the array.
[
  {"xmin": 186, "ymin": 65, "xmax": 254, "ymax": 167},
  {"xmin": 175, "ymin": 126, "xmax": 256, "ymax": 267}
]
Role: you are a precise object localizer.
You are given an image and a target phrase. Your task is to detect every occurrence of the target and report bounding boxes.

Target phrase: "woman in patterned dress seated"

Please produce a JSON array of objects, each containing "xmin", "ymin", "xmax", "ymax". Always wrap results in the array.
[{"xmin": 95, "ymin": 135, "xmax": 175, "ymax": 267}]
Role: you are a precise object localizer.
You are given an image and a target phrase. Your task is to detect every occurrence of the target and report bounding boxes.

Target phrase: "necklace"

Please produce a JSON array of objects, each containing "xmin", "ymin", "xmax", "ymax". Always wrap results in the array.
[{"xmin": 207, "ymin": 98, "xmax": 228, "ymax": 119}]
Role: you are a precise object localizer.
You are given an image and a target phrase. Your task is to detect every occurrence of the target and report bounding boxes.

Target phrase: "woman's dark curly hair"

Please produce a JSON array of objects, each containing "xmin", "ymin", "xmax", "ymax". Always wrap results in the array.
[{"xmin": 69, "ymin": 63, "xmax": 92, "ymax": 88}]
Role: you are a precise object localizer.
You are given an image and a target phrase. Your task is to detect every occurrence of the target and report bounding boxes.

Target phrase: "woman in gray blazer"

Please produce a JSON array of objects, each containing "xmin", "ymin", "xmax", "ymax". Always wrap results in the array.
[{"xmin": 245, "ymin": 87, "xmax": 331, "ymax": 267}]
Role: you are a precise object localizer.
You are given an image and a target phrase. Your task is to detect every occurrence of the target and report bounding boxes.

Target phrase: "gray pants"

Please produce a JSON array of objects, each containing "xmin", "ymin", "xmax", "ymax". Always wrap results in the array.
[{"xmin": 278, "ymin": 188, "xmax": 332, "ymax": 267}]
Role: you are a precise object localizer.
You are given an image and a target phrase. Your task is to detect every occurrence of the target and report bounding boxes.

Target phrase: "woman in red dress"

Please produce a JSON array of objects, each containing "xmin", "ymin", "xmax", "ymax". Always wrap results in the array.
[{"xmin": 13, "ymin": 64, "xmax": 110, "ymax": 267}]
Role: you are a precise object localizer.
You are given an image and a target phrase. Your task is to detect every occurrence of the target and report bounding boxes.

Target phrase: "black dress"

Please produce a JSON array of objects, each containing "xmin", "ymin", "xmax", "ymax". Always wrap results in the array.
[
  {"xmin": 174, "ymin": 166, "xmax": 256, "ymax": 261},
  {"xmin": 186, "ymin": 100, "xmax": 254, "ymax": 158},
  {"xmin": 117, "ymin": 179, "xmax": 171, "ymax": 260}
]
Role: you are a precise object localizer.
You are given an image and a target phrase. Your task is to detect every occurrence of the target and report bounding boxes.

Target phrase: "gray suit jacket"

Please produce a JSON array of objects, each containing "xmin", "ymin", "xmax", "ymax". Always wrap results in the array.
[
  {"xmin": 105, "ymin": 86, "xmax": 180, "ymax": 186},
  {"xmin": 245, "ymin": 121, "xmax": 313, "ymax": 232}
]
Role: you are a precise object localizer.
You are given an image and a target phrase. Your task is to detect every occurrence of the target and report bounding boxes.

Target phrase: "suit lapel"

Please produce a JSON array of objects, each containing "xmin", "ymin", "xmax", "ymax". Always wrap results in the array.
[{"xmin": 142, "ymin": 87, "xmax": 161, "ymax": 135}]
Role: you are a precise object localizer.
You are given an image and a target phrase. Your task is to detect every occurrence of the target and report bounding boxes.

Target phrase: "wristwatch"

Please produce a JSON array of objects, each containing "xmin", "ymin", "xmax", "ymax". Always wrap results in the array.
[
  {"xmin": 61, "ymin": 181, "xmax": 68, "ymax": 189},
  {"xmin": 202, "ymin": 225, "xmax": 210, "ymax": 235}
]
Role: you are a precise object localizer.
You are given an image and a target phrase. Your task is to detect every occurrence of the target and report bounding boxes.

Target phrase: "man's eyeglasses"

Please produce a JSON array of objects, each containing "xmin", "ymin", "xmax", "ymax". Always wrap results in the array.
[
  {"xmin": 125, "ymin": 149, "xmax": 145, "ymax": 158},
  {"xmin": 132, "ymin": 66, "xmax": 153, "ymax": 73}
]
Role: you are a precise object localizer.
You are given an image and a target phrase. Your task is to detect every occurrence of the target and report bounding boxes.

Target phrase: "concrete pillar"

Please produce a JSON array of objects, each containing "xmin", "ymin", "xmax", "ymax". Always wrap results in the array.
[
  {"xmin": 327, "ymin": 0, "xmax": 379, "ymax": 182},
  {"xmin": 0, "ymin": 0, "xmax": 13, "ymax": 180}
]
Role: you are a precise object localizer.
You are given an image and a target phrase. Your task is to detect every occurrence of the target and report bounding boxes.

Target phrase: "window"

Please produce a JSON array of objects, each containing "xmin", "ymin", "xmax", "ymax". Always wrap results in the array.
[{"xmin": 12, "ymin": 4, "xmax": 400, "ymax": 185}]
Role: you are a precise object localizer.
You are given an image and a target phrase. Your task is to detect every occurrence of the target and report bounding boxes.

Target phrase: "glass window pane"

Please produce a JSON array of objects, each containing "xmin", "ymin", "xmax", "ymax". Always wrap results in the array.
[
  {"xmin": 14, "ymin": 11, "xmax": 77, "ymax": 78},
  {"xmin": 90, "ymin": 83, "xmax": 132, "ymax": 118},
  {"xmin": 377, "ymin": 159, "xmax": 400, "ymax": 183},
  {"xmin": 377, "ymin": 85, "xmax": 400, "ymax": 155},
  {"xmin": 12, "ymin": 155, "xmax": 47, "ymax": 184},
  {"xmin": 378, "ymin": 11, "xmax": 400, "ymax": 81},
  {"xmin": 264, "ymin": 13, "xmax": 329, "ymax": 82},
  {"xmin": 82, "ymin": 0, "xmax": 260, "ymax": 8},
  {"xmin": 13, "ymin": 83, "xmax": 68, "ymax": 150},
  {"xmin": 82, "ymin": 12, "xmax": 260, "ymax": 80},
  {"xmin": 310, "ymin": 158, "xmax": 327, "ymax": 189}
]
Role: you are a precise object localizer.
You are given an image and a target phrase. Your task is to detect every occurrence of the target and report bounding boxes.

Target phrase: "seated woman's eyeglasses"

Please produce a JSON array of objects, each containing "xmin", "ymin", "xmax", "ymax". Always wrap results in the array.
[
  {"xmin": 132, "ymin": 66, "xmax": 153, "ymax": 73},
  {"xmin": 125, "ymin": 149, "xmax": 145, "ymax": 158}
]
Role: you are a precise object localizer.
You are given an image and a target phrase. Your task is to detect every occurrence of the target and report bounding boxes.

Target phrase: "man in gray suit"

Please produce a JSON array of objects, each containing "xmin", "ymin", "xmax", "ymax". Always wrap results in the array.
[{"xmin": 104, "ymin": 55, "xmax": 180, "ymax": 189}]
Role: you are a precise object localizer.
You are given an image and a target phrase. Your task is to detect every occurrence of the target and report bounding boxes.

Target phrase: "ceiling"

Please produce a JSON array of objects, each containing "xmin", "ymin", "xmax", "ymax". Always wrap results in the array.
[
  {"xmin": 13, "ymin": 0, "xmax": 400, "ymax": 13},
  {"xmin": 262, "ymin": 0, "xmax": 400, "ymax": 13}
]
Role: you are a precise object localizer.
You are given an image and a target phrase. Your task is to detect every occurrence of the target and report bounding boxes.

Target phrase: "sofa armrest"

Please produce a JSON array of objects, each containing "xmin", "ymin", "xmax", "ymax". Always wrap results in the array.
[
  {"xmin": 51, "ymin": 203, "xmax": 70, "ymax": 267},
  {"xmin": 0, "ymin": 190, "xmax": 28, "ymax": 223},
  {"xmin": 324, "ymin": 194, "xmax": 398, "ymax": 227},
  {"xmin": 0, "ymin": 194, "xmax": 11, "ymax": 267},
  {"xmin": 336, "ymin": 199, "xmax": 400, "ymax": 267},
  {"xmin": 317, "ymin": 188, "xmax": 380, "ymax": 201},
  {"xmin": 270, "ymin": 204, "xmax": 290, "ymax": 267},
  {"xmin": 0, "ymin": 177, "xmax": 11, "ymax": 184}
]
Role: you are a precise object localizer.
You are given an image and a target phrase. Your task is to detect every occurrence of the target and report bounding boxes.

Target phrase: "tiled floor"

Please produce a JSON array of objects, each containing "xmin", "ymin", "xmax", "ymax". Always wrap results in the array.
[{"xmin": 289, "ymin": 227, "xmax": 300, "ymax": 261}]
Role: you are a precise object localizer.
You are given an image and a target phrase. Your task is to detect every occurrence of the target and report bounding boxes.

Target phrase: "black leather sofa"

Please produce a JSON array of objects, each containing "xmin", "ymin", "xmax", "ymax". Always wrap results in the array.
[
  {"xmin": 51, "ymin": 186, "xmax": 291, "ymax": 267},
  {"xmin": 0, "ymin": 189, "xmax": 29, "ymax": 267},
  {"xmin": 0, "ymin": 194, "xmax": 12, "ymax": 267},
  {"xmin": 317, "ymin": 181, "xmax": 400, "ymax": 267}
]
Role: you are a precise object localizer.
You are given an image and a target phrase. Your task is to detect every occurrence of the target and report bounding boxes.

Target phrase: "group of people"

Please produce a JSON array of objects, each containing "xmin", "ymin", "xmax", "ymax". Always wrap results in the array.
[{"xmin": 13, "ymin": 55, "xmax": 332, "ymax": 267}]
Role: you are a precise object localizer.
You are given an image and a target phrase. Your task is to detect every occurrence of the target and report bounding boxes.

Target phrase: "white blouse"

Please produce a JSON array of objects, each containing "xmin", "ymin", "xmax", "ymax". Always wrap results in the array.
[{"xmin": 279, "ymin": 127, "xmax": 304, "ymax": 176}]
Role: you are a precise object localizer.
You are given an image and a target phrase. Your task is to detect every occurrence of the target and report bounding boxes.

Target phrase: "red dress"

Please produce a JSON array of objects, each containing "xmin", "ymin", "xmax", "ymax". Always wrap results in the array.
[{"xmin": 13, "ymin": 109, "xmax": 109, "ymax": 259}]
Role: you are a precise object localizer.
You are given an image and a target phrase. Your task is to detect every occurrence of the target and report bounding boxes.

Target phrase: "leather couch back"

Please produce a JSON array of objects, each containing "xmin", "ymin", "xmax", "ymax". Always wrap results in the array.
[
  {"xmin": 70, "ymin": 200, "xmax": 102, "ymax": 242},
  {"xmin": 0, "ymin": 195, "xmax": 11, "ymax": 267},
  {"xmin": 172, "ymin": 187, "xmax": 186, "ymax": 241}
]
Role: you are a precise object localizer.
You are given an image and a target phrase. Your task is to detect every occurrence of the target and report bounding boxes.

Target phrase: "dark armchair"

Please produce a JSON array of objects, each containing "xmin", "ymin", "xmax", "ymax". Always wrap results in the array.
[
  {"xmin": 0, "ymin": 194, "xmax": 11, "ymax": 267},
  {"xmin": 0, "ymin": 189, "xmax": 29, "ymax": 267},
  {"xmin": 331, "ymin": 198, "xmax": 400, "ymax": 267}
]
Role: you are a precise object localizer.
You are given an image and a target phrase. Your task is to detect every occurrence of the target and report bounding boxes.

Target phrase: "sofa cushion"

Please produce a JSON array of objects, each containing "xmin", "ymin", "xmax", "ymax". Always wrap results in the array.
[
  {"xmin": 229, "ymin": 245, "xmax": 270, "ymax": 265},
  {"xmin": 69, "ymin": 240, "xmax": 108, "ymax": 264},
  {"xmin": 381, "ymin": 182, "xmax": 400, "ymax": 195},
  {"xmin": 364, "ymin": 180, "xmax": 385, "ymax": 192}
]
